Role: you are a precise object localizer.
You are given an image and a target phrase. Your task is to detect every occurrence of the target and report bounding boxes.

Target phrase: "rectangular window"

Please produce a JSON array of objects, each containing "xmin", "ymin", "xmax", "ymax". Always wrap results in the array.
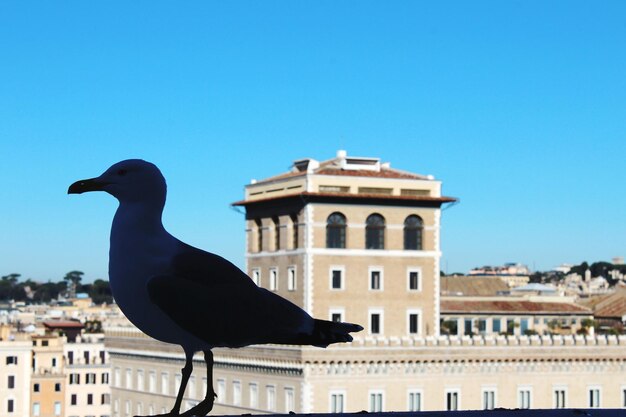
[
  {"xmin": 518, "ymin": 389, "xmax": 531, "ymax": 409},
  {"xmin": 33, "ymin": 403, "xmax": 40, "ymax": 416},
  {"xmin": 7, "ymin": 399, "xmax": 14, "ymax": 413},
  {"xmin": 507, "ymin": 319, "xmax": 516, "ymax": 335},
  {"xmin": 54, "ymin": 401, "xmax": 61, "ymax": 416},
  {"xmin": 84, "ymin": 351, "xmax": 90, "ymax": 364},
  {"xmin": 149, "ymin": 371, "xmax": 156, "ymax": 392},
  {"xmin": 87, "ymin": 394, "xmax": 93, "ymax": 405},
  {"xmin": 6, "ymin": 356, "xmax": 17, "ymax": 365},
  {"xmin": 71, "ymin": 395, "xmax": 77, "ymax": 405},
  {"xmin": 251, "ymin": 269, "xmax": 260, "ymax": 286},
  {"xmin": 482, "ymin": 390, "xmax": 495, "ymax": 410},
  {"xmin": 102, "ymin": 372, "xmax": 109, "ymax": 384},
  {"xmin": 70, "ymin": 373, "xmax": 80, "ymax": 385},
  {"xmin": 7, "ymin": 375, "xmax": 14, "ymax": 389},
  {"xmin": 102, "ymin": 394, "xmax": 111, "ymax": 405},
  {"xmin": 554, "ymin": 389, "xmax": 566, "ymax": 408},
  {"xmin": 446, "ymin": 391, "xmax": 459, "ymax": 411},
  {"xmin": 492, "ymin": 318, "xmax": 501, "ymax": 333},
  {"xmin": 269, "ymin": 268, "xmax": 278, "ymax": 291},
  {"xmin": 287, "ymin": 267, "xmax": 296, "ymax": 291},
  {"xmin": 34, "ymin": 383, "xmax": 40, "ymax": 392},
  {"xmin": 370, "ymin": 312, "xmax": 382, "ymax": 335},
  {"xmin": 408, "ymin": 391, "xmax": 422, "ymax": 411},
  {"xmin": 266, "ymin": 385, "xmax": 276, "ymax": 411},
  {"xmin": 125, "ymin": 368, "xmax": 132, "ymax": 389},
  {"xmin": 464, "ymin": 319, "xmax": 473, "ymax": 335},
  {"xmin": 330, "ymin": 392, "xmax": 344, "ymax": 413},
  {"xmin": 54, "ymin": 382, "xmax": 61, "ymax": 392},
  {"xmin": 100, "ymin": 350, "xmax": 106, "ymax": 364},
  {"xmin": 137, "ymin": 370, "xmax": 144, "ymax": 391},
  {"xmin": 68, "ymin": 351, "xmax": 74, "ymax": 365},
  {"xmin": 285, "ymin": 387, "xmax": 295, "ymax": 412},
  {"xmin": 188, "ymin": 376, "xmax": 196, "ymax": 400},
  {"xmin": 217, "ymin": 379, "xmax": 226, "ymax": 402},
  {"xmin": 369, "ymin": 391, "xmax": 383, "ymax": 412},
  {"xmin": 478, "ymin": 319, "xmax": 487, "ymax": 335},
  {"xmin": 114, "ymin": 367, "xmax": 120, "ymax": 387},
  {"xmin": 249, "ymin": 383, "xmax": 258, "ymax": 408},
  {"xmin": 330, "ymin": 309, "xmax": 344, "ymax": 323},
  {"xmin": 233, "ymin": 381, "xmax": 241, "ymax": 406},
  {"xmin": 370, "ymin": 269, "xmax": 382, "ymax": 290},
  {"xmin": 408, "ymin": 269, "xmax": 421, "ymax": 290},
  {"xmin": 330, "ymin": 268, "xmax": 344, "ymax": 290},
  {"xmin": 408, "ymin": 312, "xmax": 420, "ymax": 335},
  {"xmin": 161, "ymin": 372, "xmax": 169, "ymax": 395},
  {"xmin": 589, "ymin": 388, "xmax": 600, "ymax": 408}
]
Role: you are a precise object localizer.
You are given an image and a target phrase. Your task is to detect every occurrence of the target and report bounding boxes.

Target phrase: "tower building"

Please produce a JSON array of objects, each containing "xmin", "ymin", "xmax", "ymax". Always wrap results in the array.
[{"xmin": 233, "ymin": 150, "xmax": 456, "ymax": 338}]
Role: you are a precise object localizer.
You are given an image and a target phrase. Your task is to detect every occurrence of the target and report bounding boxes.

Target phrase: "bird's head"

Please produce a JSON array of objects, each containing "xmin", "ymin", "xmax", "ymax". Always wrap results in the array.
[{"xmin": 68, "ymin": 159, "xmax": 167, "ymax": 204}]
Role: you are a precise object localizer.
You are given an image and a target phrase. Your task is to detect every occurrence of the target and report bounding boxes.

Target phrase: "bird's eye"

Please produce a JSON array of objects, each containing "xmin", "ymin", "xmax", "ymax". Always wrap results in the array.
[{"xmin": 117, "ymin": 169, "xmax": 128, "ymax": 176}]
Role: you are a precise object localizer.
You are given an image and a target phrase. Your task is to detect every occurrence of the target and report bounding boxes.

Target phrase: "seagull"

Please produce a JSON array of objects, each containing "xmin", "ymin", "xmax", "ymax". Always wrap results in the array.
[{"xmin": 68, "ymin": 159, "xmax": 363, "ymax": 417}]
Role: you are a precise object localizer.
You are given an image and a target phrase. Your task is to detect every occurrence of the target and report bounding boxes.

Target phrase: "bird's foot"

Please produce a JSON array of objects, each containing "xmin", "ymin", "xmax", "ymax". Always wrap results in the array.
[{"xmin": 180, "ymin": 396, "xmax": 215, "ymax": 417}]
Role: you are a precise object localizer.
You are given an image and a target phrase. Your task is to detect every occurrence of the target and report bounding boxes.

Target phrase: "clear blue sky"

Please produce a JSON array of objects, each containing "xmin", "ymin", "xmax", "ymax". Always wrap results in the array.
[{"xmin": 1, "ymin": 2, "xmax": 624, "ymax": 282}]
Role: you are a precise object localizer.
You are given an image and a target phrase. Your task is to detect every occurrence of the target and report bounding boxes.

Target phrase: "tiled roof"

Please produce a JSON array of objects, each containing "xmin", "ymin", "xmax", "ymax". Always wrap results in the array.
[
  {"xmin": 440, "ymin": 276, "xmax": 509, "ymax": 297},
  {"xmin": 315, "ymin": 167, "xmax": 425, "ymax": 179},
  {"xmin": 581, "ymin": 287, "xmax": 626, "ymax": 318},
  {"xmin": 441, "ymin": 299, "xmax": 591, "ymax": 314},
  {"xmin": 252, "ymin": 155, "xmax": 428, "ymax": 184},
  {"xmin": 43, "ymin": 320, "xmax": 84, "ymax": 329}
]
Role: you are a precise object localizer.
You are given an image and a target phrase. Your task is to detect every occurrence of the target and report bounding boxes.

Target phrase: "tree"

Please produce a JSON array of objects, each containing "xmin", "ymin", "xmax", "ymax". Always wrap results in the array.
[
  {"xmin": 63, "ymin": 271, "xmax": 84, "ymax": 298},
  {"xmin": 89, "ymin": 279, "xmax": 113, "ymax": 305}
]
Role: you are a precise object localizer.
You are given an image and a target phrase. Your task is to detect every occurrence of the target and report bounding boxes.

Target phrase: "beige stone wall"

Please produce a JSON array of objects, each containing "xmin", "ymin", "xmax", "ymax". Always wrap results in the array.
[
  {"xmin": 309, "ymin": 360, "xmax": 626, "ymax": 411},
  {"xmin": 247, "ymin": 253, "xmax": 306, "ymax": 309},
  {"xmin": 311, "ymin": 253, "xmax": 436, "ymax": 336}
]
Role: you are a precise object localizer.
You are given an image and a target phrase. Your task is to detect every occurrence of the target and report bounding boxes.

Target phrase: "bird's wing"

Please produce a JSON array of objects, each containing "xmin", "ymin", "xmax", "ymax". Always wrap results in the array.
[{"xmin": 146, "ymin": 244, "xmax": 313, "ymax": 348}]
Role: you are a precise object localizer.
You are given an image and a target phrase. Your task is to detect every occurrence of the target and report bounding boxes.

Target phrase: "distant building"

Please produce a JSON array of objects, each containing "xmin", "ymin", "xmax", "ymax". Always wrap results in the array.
[
  {"xmin": 440, "ymin": 298, "xmax": 592, "ymax": 336},
  {"xmin": 64, "ymin": 333, "xmax": 111, "ymax": 417},
  {"xmin": 469, "ymin": 263, "xmax": 530, "ymax": 277},
  {"xmin": 31, "ymin": 334, "xmax": 66, "ymax": 417},
  {"xmin": 0, "ymin": 326, "xmax": 31, "ymax": 417}
]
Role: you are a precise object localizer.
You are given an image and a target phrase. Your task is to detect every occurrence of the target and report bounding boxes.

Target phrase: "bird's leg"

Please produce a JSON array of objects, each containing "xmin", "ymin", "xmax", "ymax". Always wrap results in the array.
[
  {"xmin": 170, "ymin": 349, "xmax": 194, "ymax": 416},
  {"xmin": 181, "ymin": 350, "xmax": 215, "ymax": 417}
]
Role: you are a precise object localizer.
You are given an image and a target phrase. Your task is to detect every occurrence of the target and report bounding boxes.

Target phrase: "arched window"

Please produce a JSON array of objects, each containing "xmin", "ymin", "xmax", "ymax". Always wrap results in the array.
[
  {"xmin": 365, "ymin": 214, "xmax": 385, "ymax": 249},
  {"xmin": 326, "ymin": 213, "xmax": 347, "ymax": 248},
  {"xmin": 404, "ymin": 215, "xmax": 423, "ymax": 250}
]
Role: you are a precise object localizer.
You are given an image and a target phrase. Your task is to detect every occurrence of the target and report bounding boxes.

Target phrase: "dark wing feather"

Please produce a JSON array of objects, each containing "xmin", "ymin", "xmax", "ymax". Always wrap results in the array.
[{"xmin": 147, "ymin": 244, "xmax": 314, "ymax": 348}]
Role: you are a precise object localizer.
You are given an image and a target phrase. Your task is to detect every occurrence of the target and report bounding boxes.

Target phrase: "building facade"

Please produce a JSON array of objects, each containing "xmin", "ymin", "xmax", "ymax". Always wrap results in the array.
[{"xmin": 0, "ymin": 330, "xmax": 31, "ymax": 417}]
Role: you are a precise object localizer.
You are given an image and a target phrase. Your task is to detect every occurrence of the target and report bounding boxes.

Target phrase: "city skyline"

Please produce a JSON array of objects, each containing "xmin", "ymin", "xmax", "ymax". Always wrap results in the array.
[{"xmin": 1, "ymin": 2, "xmax": 625, "ymax": 282}]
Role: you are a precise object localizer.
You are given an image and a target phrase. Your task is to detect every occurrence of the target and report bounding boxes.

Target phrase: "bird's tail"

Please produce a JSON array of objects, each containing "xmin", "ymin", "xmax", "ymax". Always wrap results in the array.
[{"xmin": 308, "ymin": 319, "xmax": 364, "ymax": 348}]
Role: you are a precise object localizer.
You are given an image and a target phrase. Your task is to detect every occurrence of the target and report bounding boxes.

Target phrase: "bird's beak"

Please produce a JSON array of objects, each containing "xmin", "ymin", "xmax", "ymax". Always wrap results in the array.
[{"xmin": 68, "ymin": 177, "xmax": 110, "ymax": 194}]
